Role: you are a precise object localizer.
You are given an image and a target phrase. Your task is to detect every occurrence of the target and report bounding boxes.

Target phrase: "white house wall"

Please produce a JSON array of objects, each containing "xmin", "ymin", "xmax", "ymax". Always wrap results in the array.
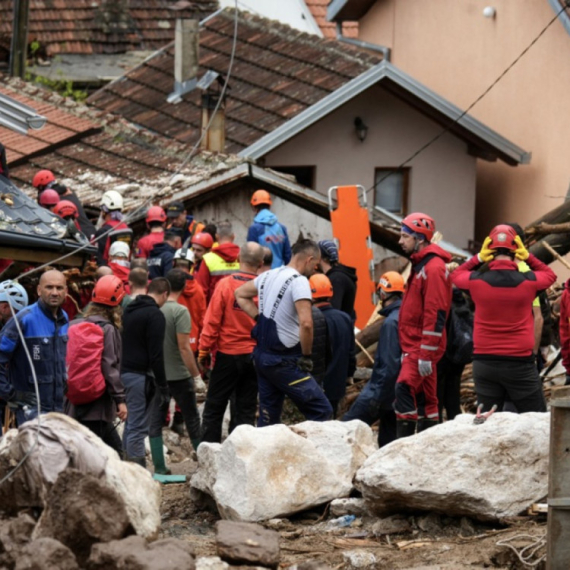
[{"xmin": 263, "ymin": 85, "xmax": 477, "ymax": 249}]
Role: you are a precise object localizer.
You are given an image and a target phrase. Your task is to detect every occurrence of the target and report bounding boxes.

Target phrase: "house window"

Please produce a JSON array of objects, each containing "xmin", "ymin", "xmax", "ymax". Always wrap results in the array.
[
  {"xmin": 270, "ymin": 166, "xmax": 315, "ymax": 189},
  {"xmin": 374, "ymin": 168, "xmax": 409, "ymax": 215}
]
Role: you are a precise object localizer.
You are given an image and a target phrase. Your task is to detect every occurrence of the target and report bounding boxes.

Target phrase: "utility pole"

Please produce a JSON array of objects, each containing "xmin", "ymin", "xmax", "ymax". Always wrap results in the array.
[{"xmin": 9, "ymin": 0, "xmax": 31, "ymax": 79}]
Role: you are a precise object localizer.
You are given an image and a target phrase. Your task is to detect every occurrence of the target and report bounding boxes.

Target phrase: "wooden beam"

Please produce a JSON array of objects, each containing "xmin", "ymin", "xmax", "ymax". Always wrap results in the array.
[{"xmin": 0, "ymin": 247, "xmax": 87, "ymax": 267}]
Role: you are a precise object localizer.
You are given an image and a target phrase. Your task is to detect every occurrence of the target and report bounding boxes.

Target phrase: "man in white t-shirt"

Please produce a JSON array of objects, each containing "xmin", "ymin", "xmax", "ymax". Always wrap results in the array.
[{"xmin": 235, "ymin": 239, "xmax": 333, "ymax": 426}]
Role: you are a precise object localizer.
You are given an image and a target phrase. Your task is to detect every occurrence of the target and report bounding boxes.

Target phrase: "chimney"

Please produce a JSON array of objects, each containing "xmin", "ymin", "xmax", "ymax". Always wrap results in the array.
[
  {"xmin": 200, "ymin": 92, "xmax": 225, "ymax": 153},
  {"xmin": 167, "ymin": 19, "xmax": 199, "ymax": 103}
]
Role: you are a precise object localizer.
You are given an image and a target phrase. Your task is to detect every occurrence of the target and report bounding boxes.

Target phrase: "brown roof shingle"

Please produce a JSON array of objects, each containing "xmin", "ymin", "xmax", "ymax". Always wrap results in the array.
[
  {"xmin": 87, "ymin": 9, "xmax": 382, "ymax": 153},
  {"xmin": 0, "ymin": 0, "xmax": 218, "ymax": 57}
]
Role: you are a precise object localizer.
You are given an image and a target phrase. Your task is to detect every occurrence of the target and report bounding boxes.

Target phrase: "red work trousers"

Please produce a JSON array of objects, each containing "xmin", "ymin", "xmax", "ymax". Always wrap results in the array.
[{"xmin": 394, "ymin": 355, "xmax": 439, "ymax": 421}]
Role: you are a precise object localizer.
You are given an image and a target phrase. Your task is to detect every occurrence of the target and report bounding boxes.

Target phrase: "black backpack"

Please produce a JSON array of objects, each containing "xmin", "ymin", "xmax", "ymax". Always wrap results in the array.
[{"xmin": 446, "ymin": 306, "xmax": 474, "ymax": 365}]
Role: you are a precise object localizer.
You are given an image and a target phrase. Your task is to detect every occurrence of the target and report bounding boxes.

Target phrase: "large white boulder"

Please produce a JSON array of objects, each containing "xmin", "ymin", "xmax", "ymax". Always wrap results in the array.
[
  {"xmin": 0, "ymin": 413, "xmax": 161, "ymax": 538},
  {"xmin": 191, "ymin": 420, "xmax": 377, "ymax": 522},
  {"xmin": 355, "ymin": 412, "xmax": 549, "ymax": 521}
]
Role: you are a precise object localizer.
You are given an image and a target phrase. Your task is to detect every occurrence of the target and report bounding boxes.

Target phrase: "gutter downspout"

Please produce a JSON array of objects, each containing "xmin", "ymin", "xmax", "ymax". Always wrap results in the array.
[{"xmin": 335, "ymin": 22, "xmax": 391, "ymax": 61}]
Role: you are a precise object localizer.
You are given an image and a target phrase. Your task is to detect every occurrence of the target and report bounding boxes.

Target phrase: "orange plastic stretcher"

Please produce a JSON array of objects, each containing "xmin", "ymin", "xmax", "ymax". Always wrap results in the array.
[{"xmin": 328, "ymin": 185, "xmax": 376, "ymax": 330}]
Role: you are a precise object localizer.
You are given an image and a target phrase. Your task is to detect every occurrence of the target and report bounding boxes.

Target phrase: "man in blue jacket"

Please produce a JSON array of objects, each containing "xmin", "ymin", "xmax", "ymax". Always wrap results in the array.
[
  {"xmin": 247, "ymin": 190, "xmax": 291, "ymax": 269},
  {"xmin": 148, "ymin": 231, "xmax": 182, "ymax": 279},
  {"xmin": 310, "ymin": 273, "xmax": 356, "ymax": 418},
  {"xmin": 343, "ymin": 272, "xmax": 404, "ymax": 447},
  {"xmin": 0, "ymin": 270, "xmax": 69, "ymax": 425}
]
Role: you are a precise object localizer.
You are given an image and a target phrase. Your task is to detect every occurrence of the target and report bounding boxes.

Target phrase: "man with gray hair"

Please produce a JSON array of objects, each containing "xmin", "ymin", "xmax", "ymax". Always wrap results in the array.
[
  {"xmin": 195, "ymin": 221, "xmax": 240, "ymax": 304},
  {"xmin": 199, "ymin": 242, "xmax": 265, "ymax": 442},
  {"xmin": 235, "ymin": 239, "xmax": 333, "ymax": 426}
]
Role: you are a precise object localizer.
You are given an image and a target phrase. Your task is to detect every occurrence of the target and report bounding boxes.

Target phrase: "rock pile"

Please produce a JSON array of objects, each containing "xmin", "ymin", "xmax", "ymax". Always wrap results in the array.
[{"xmin": 191, "ymin": 420, "xmax": 377, "ymax": 522}]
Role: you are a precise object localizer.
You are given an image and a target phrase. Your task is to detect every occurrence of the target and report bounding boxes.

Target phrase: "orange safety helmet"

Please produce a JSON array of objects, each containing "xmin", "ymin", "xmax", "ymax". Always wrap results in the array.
[
  {"xmin": 309, "ymin": 274, "xmax": 333, "ymax": 300},
  {"xmin": 191, "ymin": 232, "xmax": 214, "ymax": 249},
  {"xmin": 53, "ymin": 200, "xmax": 79, "ymax": 219},
  {"xmin": 488, "ymin": 224, "xmax": 518, "ymax": 252},
  {"xmin": 146, "ymin": 205, "xmax": 167, "ymax": 224},
  {"xmin": 32, "ymin": 169, "xmax": 56, "ymax": 189},
  {"xmin": 377, "ymin": 271, "xmax": 406, "ymax": 294},
  {"xmin": 401, "ymin": 212, "xmax": 435, "ymax": 242},
  {"xmin": 251, "ymin": 189, "xmax": 272, "ymax": 207},
  {"xmin": 92, "ymin": 275, "xmax": 125, "ymax": 307},
  {"xmin": 39, "ymin": 189, "xmax": 60, "ymax": 207}
]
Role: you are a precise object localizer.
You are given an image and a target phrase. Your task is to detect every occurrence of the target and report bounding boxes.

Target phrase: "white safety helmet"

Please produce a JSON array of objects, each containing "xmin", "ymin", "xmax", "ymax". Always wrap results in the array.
[
  {"xmin": 0, "ymin": 280, "xmax": 29, "ymax": 312},
  {"xmin": 109, "ymin": 241, "xmax": 131, "ymax": 259},
  {"xmin": 174, "ymin": 247, "xmax": 195, "ymax": 264},
  {"xmin": 100, "ymin": 190, "xmax": 124, "ymax": 211}
]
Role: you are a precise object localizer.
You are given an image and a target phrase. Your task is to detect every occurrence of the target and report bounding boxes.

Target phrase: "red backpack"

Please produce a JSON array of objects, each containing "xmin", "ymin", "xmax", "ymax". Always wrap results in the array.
[{"xmin": 66, "ymin": 320, "xmax": 107, "ymax": 405}]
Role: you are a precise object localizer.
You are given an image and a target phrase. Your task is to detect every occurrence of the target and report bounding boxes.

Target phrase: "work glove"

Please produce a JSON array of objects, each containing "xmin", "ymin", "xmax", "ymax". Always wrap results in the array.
[
  {"xmin": 477, "ymin": 236, "xmax": 495, "ymax": 263},
  {"xmin": 7, "ymin": 390, "xmax": 37, "ymax": 410},
  {"xmin": 418, "ymin": 359, "xmax": 433, "ymax": 377},
  {"xmin": 297, "ymin": 355, "xmax": 314, "ymax": 373},
  {"xmin": 198, "ymin": 350, "xmax": 211, "ymax": 370},
  {"xmin": 193, "ymin": 375, "xmax": 207, "ymax": 393},
  {"xmin": 514, "ymin": 235, "xmax": 530, "ymax": 261}
]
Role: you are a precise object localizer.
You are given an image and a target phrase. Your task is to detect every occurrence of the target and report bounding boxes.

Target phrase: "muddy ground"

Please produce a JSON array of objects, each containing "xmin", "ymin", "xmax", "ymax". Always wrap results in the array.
[{"xmin": 159, "ymin": 431, "xmax": 547, "ymax": 570}]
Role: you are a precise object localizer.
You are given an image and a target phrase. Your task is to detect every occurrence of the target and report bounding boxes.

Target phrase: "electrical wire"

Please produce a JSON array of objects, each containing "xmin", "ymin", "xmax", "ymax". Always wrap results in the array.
[
  {"xmin": 496, "ymin": 533, "xmax": 547, "ymax": 568},
  {"xmin": 17, "ymin": 0, "xmax": 240, "ymax": 281},
  {"xmin": 0, "ymin": 281, "xmax": 42, "ymax": 486},
  {"xmin": 366, "ymin": 2, "xmax": 569, "ymax": 199}
]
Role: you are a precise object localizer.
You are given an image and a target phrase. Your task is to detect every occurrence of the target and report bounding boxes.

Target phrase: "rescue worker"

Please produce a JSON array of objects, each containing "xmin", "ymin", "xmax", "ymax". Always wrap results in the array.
[
  {"xmin": 94, "ymin": 190, "xmax": 133, "ymax": 266},
  {"xmin": 127, "ymin": 267, "xmax": 148, "ymax": 302},
  {"xmin": 173, "ymin": 247, "xmax": 206, "ymax": 354},
  {"xmin": 235, "ymin": 239, "xmax": 333, "ymax": 426},
  {"xmin": 65, "ymin": 275, "xmax": 127, "ymax": 456},
  {"xmin": 310, "ymin": 274, "xmax": 356, "ymax": 417},
  {"xmin": 395, "ymin": 213, "xmax": 452, "ymax": 438},
  {"xmin": 191, "ymin": 232, "xmax": 214, "ymax": 274},
  {"xmin": 247, "ymin": 190, "xmax": 291, "ymax": 269},
  {"xmin": 147, "ymin": 231, "xmax": 182, "ymax": 279},
  {"xmin": 165, "ymin": 201, "xmax": 204, "ymax": 243},
  {"xmin": 195, "ymin": 221, "xmax": 240, "ymax": 304},
  {"xmin": 32, "ymin": 169, "xmax": 95, "ymax": 239},
  {"xmin": 107, "ymin": 241, "xmax": 131, "ymax": 290},
  {"xmin": 149, "ymin": 270, "xmax": 204, "ymax": 472},
  {"xmin": 199, "ymin": 242, "xmax": 264, "ymax": 442},
  {"xmin": 53, "ymin": 200, "xmax": 87, "ymax": 242},
  {"xmin": 343, "ymin": 272, "xmax": 404, "ymax": 447},
  {"xmin": 451, "ymin": 225, "xmax": 556, "ymax": 413},
  {"xmin": 136, "ymin": 206, "xmax": 167, "ymax": 259},
  {"xmin": 121, "ymin": 278, "xmax": 171, "ymax": 466},
  {"xmin": 38, "ymin": 189, "xmax": 60, "ymax": 211},
  {"xmin": 318, "ymin": 240, "xmax": 357, "ymax": 322},
  {"xmin": 0, "ymin": 270, "xmax": 68, "ymax": 425}
]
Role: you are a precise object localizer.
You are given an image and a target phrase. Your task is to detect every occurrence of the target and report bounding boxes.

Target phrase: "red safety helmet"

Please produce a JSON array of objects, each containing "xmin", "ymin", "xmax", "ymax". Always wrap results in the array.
[
  {"xmin": 377, "ymin": 271, "xmax": 406, "ymax": 294},
  {"xmin": 309, "ymin": 274, "xmax": 333, "ymax": 300},
  {"xmin": 146, "ymin": 205, "xmax": 167, "ymax": 224},
  {"xmin": 53, "ymin": 200, "xmax": 79, "ymax": 219},
  {"xmin": 92, "ymin": 275, "xmax": 125, "ymax": 307},
  {"xmin": 32, "ymin": 169, "xmax": 56, "ymax": 189},
  {"xmin": 488, "ymin": 224, "xmax": 518, "ymax": 252},
  {"xmin": 39, "ymin": 189, "xmax": 60, "ymax": 207},
  {"xmin": 401, "ymin": 212, "xmax": 436, "ymax": 242},
  {"xmin": 191, "ymin": 232, "xmax": 214, "ymax": 249},
  {"xmin": 251, "ymin": 189, "xmax": 272, "ymax": 207}
]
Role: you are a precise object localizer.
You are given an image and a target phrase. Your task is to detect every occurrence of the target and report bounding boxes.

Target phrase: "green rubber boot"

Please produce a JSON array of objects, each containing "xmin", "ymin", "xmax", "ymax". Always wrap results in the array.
[{"xmin": 149, "ymin": 436, "xmax": 171, "ymax": 475}]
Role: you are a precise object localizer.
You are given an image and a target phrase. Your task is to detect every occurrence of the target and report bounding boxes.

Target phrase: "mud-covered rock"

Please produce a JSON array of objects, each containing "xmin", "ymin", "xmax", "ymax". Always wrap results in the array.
[
  {"xmin": 0, "ymin": 513, "xmax": 36, "ymax": 568},
  {"xmin": 87, "ymin": 535, "xmax": 195, "ymax": 570},
  {"xmin": 34, "ymin": 469, "xmax": 133, "ymax": 564},
  {"xmin": 14, "ymin": 537, "xmax": 79, "ymax": 570}
]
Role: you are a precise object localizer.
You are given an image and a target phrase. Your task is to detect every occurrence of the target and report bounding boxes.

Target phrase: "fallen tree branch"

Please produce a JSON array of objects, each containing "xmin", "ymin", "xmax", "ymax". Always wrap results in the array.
[
  {"xmin": 542, "ymin": 241, "xmax": 570, "ymax": 271},
  {"xmin": 527, "ymin": 221, "xmax": 570, "ymax": 237}
]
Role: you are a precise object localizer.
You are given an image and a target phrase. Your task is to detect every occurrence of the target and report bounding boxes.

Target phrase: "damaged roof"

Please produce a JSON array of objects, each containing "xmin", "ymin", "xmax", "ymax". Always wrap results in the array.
[
  {"xmin": 305, "ymin": 0, "xmax": 358, "ymax": 38},
  {"xmin": 87, "ymin": 9, "xmax": 383, "ymax": 152},
  {"xmin": 0, "ymin": 0, "xmax": 218, "ymax": 58}
]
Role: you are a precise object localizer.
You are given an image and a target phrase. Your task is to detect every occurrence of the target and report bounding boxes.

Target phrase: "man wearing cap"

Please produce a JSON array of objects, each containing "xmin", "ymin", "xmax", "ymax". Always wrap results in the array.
[
  {"xmin": 317, "ymin": 240, "xmax": 357, "ymax": 322},
  {"xmin": 165, "ymin": 201, "xmax": 204, "ymax": 244},
  {"xmin": 247, "ymin": 190, "xmax": 291, "ymax": 269},
  {"xmin": 395, "ymin": 213, "xmax": 452, "ymax": 439},
  {"xmin": 451, "ymin": 225, "xmax": 555, "ymax": 414},
  {"xmin": 343, "ymin": 272, "xmax": 404, "ymax": 447}
]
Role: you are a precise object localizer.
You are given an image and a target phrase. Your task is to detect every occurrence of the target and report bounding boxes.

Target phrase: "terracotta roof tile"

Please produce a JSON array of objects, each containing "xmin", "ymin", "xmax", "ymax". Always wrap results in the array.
[
  {"xmin": 305, "ymin": 0, "xmax": 358, "ymax": 39},
  {"xmin": 87, "ymin": 9, "xmax": 382, "ymax": 153},
  {"xmin": 0, "ymin": 0, "xmax": 218, "ymax": 57}
]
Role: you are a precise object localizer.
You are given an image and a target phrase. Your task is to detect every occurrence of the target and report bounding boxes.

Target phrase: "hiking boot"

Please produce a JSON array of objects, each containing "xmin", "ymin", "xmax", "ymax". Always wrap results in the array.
[{"xmin": 396, "ymin": 420, "xmax": 417, "ymax": 439}]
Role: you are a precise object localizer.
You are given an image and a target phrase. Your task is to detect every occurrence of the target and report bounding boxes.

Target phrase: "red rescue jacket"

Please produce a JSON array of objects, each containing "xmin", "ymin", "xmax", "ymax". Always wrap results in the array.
[
  {"xmin": 560, "ymin": 280, "xmax": 570, "ymax": 372},
  {"xmin": 399, "ymin": 244, "xmax": 452, "ymax": 361},
  {"xmin": 452, "ymin": 254, "xmax": 556, "ymax": 359},
  {"xmin": 136, "ymin": 231, "xmax": 164, "ymax": 259},
  {"xmin": 177, "ymin": 277, "xmax": 207, "ymax": 353}
]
